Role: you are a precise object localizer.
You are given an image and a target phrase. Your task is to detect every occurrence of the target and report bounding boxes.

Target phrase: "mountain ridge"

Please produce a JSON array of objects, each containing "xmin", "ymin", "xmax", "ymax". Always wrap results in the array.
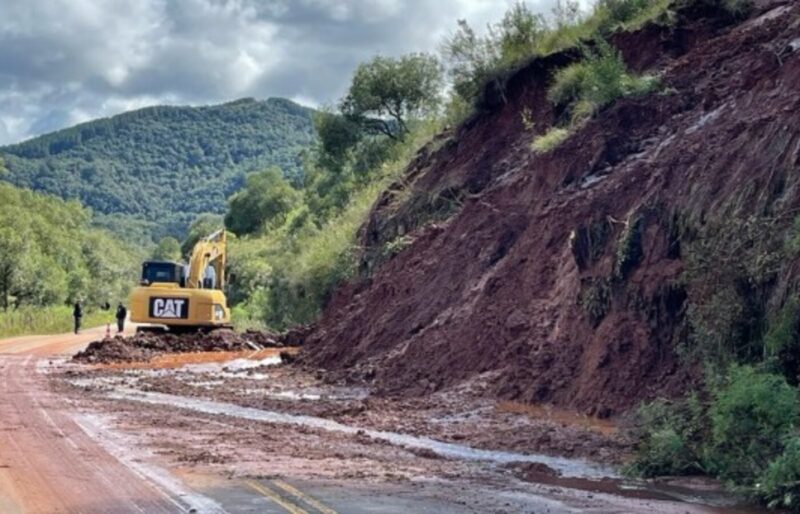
[{"xmin": 0, "ymin": 97, "xmax": 315, "ymax": 240}]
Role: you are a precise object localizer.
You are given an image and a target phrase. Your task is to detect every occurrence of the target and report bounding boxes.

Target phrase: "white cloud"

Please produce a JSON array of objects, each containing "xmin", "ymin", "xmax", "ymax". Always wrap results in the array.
[{"xmin": 0, "ymin": 0, "xmax": 595, "ymax": 145}]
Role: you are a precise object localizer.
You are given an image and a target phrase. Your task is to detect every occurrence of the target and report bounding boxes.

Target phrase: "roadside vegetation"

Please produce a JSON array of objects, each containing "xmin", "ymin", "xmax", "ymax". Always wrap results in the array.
[
  {"xmin": 0, "ymin": 158, "xmax": 140, "ymax": 337},
  {"xmin": 0, "ymin": 305, "xmax": 116, "ymax": 338}
]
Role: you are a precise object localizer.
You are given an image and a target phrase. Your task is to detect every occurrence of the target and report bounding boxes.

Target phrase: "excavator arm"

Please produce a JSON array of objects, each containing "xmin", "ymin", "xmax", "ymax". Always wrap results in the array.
[{"xmin": 186, "ymin": 229, "xmax": 226, "ymax": 290}]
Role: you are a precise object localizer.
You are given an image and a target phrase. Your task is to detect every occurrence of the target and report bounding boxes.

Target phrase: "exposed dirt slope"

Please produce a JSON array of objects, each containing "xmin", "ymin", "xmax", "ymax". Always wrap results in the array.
[{"xmin": 302, "ymin": 1, "xmax": 800, "ymax": 416}]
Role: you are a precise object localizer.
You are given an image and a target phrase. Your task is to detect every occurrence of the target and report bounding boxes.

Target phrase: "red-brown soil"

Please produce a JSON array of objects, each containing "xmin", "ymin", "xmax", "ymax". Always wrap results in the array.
[
  {"xmin": 301, "ymin": 1, "xmax": 800, "ymax": 416},
  {"xmin": 73, "ymin": 329, "xmax": 285, "ymax": 364}
]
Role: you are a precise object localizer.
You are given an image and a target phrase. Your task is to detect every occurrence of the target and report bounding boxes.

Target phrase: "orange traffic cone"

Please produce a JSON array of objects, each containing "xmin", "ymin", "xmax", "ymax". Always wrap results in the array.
[{"xmin": 106, "ymin": 323, "xmax": 111, "ymax": 339}]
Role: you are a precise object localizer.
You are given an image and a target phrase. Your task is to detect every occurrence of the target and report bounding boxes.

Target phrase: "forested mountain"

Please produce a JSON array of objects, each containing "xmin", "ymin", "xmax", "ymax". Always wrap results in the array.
[{"xmin": 0, "ymin": 98, "xmax": 315, "ymax": 240}]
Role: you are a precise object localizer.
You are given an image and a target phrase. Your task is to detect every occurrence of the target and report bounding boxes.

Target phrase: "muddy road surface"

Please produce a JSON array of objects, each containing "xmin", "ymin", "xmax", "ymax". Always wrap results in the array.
[{"xmin": 0, "ymin": 328, "xmax": 758, "ymax": 513}]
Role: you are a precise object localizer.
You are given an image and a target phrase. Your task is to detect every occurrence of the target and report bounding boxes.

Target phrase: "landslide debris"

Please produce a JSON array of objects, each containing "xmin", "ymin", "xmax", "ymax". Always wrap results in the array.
[
  {"xmin": 73, "ymin": 329, "xmax": 298, "ymax": 364},
  {"xmin": 300, "ymin": 1, "xmax": 800, "ymax": 416}
]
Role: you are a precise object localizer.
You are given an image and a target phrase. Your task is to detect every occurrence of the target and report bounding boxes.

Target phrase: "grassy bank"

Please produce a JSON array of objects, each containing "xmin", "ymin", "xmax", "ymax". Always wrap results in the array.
[{"xmin": 0, "ymin": 305, "xmax": 116, "ymax": 338}]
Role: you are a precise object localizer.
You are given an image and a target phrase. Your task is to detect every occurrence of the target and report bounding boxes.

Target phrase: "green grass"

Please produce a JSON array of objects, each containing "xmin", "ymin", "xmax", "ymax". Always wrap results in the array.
[
  {"xmin": 533, "ymin": 41, "xmax": 660, "ymax": 153},
  {"xmin": 531, "ymin": 127, "xmax": 571, "ymax": 153},
  {"xmin": 0, "ymin": 305, "xmax": 115, "ymax": 338},
  {"xmin": 548, "ymin": 42, "xmax": 660, "ymax": 110}
]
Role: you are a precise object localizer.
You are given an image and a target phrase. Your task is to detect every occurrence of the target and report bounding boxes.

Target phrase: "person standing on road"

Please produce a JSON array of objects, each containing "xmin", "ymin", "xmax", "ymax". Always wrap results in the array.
[
  {"xmin": 115, "ymin": 303, "xmax": 127, "ymax": 333},
  {"xmin": 73, "ymin": 301, "xmax": 83, "ymax": 334}
]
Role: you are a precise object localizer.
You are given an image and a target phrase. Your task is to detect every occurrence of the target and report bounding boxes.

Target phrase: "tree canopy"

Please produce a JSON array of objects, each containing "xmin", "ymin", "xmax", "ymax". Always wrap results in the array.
[
  {"xmin": 224, "ymin": 167, "xmax": 300, "ymax": 236},
  {"xmin": 340, "ymin": 54, "xmax": 443, "ymax": 140},
  {"xmin": 152, "ymin": 237, "xmax": 182, "ymax": 262},
  {"xmin": 181, "ymin": 214, "xmax": 224, "ymax": 257},
  {"xmin": 0, "ymin": 176, "xmax": 140, "ymax": 310}
]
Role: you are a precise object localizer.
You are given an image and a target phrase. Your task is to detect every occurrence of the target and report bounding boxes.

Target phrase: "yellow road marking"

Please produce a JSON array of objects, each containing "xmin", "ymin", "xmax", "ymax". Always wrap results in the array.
[
  {"xmin": 273, "ymin": 480, "xmax": 339, "ymax": 514},
  {"xmin": 246, "ymin": 480, "xmax": 309, "ymax": 514}
]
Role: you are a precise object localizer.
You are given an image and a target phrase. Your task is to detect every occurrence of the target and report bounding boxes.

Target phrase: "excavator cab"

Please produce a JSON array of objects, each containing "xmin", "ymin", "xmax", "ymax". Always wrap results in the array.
[
  {"xmin": 140, "ymin": 261, "xmax": 184, "ymax": 286},
  {"xmin": 129, "ymin": 230, "xmax": 231, "ymax": 333}
]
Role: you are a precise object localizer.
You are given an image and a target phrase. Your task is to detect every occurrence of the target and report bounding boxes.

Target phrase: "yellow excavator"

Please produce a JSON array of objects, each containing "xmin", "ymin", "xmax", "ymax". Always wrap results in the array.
[{"xmin": 129, "ymin": 229, "xmax": 231, "ymax": 333}]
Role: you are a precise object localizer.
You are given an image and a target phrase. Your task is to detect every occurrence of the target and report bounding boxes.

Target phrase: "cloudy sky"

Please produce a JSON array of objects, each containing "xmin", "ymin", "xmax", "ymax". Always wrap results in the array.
[{"xmin": 0, "ymin": 0, "xmax": 591, "ymax": 145}]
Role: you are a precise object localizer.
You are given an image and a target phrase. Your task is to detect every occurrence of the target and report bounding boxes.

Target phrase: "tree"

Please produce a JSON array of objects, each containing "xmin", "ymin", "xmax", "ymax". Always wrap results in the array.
[
  {"xmin": 313, "ymin": 110, "xmax": 364, "ymax": 172},
  {"xmin": 551, "ymin": 0, "xmax": 582, "ymax": 28},
  {"xmin": 493, "ymin": 2, "xmax": 547, "ymax": 64},
  {"xmin": 224, "ymin": 168, "xmax": 300, "ymax": 236},
  {"xmin": 340, "ymin": 53, "xmax": 443, "ymax": 140},
  {"xmin": 0, "ymin": 182, "xmax": 139, "ymax": 310},
  {"xmin": 0, "ymin": 223, "xmax": 27, "ymax": 310},
  {"xmin": 181, "ymin": 214, "xmax": 224, "ymax": 257},
  {"xmin": 443, "ymin": 3, "xmax": 547, "ymax": 102},
  {"xmin": 152, "ymin": 237, "xmax": 182, "ymax": 262},
  {"xmin": 442, "ymin": 20, "xmax": 497, "ymax": 103}
]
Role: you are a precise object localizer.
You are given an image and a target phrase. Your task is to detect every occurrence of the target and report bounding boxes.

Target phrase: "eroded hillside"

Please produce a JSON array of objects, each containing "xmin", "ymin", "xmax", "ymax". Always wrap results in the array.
[{"xmin": 302, "ymin": 0, "xmax": 800, "ymax": 416}]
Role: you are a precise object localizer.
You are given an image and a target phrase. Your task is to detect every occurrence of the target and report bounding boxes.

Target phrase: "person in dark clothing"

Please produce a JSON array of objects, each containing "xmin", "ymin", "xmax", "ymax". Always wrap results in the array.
[
  {"xmin": 115, "ymin": 303, "xmax": 127, "ymax": 333},
  {"xmin": 73, "ymin": 301, "xmax": 83, "ymax": 334}
]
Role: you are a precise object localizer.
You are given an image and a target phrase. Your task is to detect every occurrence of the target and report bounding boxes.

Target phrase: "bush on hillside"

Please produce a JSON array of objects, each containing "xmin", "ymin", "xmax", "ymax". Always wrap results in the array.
[
  {"xmin": 535, "ymin": 40, "xmax": 658, "ymax": 152},
  {"xmin": 627, "ymin": 367, "xmax": 799, "ymax": 513},
  {"xmin": 548, "ymin": 40, "xmax": 659, "ymax": 114},
  {"xmin": 757, "ymin": 437, "xmax": 800, "ymax": 512},
  {"xmin": 594, "ymin": 0, "xmax": 674, "ymax": 33},
  {"xmin": 763, "ymin": 297, "xmax": 800, "ymax": 385},
  {"xmin": 707, "ymin": 366, "xmax": 798, "ymax": 483},
  {"xmin": 443, "ymin": 0, "xmax": 673, "ymax": 106},
  {"xmin": 625, "ymin": 396, "xmax": 706, "ymax": 477},
  {"xmin": 680, "ymin": 214, "xmax": 784, "ymax": 365}
]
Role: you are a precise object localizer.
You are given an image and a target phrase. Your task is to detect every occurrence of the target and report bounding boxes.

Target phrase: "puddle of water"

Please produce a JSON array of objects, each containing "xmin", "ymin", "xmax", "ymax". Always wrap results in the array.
[
  {"xmin": 69, "ymin": 376, "xmax": 138, "ymax": 389},
  {"xmin": 108, "ymin": 388, "xmax": 616, "ymax": 479},
  {"xmin": 188, "ymin": 380, "xmax": 226, "ymax": 389},
  {"xmin": 181, "ymin": 355, "xmax": 282, "ymax": 374},
  {"xmin": 265, "ymin": 390, "xmax": 322, "ymax": 401}
]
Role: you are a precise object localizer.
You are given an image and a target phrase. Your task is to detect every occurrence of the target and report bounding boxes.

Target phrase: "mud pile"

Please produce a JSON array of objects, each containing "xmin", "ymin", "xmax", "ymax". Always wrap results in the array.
[
  {"xmin": 301, "ymin": 1, "xmax": 800, "ymax": 416},
  {"xmin": 73, "ymin": 329, "xmax": 286, "ymax": 364}
]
